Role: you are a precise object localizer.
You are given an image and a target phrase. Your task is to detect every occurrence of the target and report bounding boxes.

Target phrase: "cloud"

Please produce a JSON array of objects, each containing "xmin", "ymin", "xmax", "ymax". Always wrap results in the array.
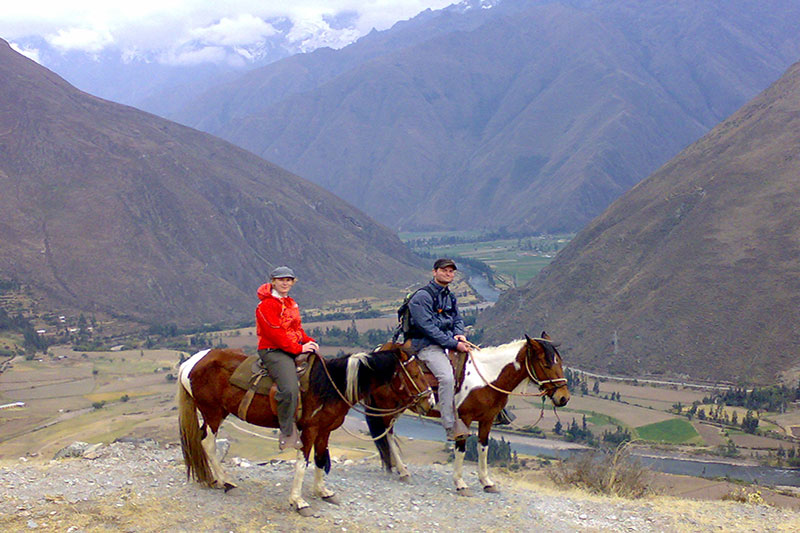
[
  {"xmin": 1, "ymin": 1, "xmax": 456, "ymax": 61},
  {"xmin": 9, "ymin": 42, "xmax": 42, "ymax": 63},
  {"xmin": 46, "ymin": 27, "xmax": 114, "ymax": 53},
  {"xmin": 286, "ymin": 16, "xmax": 361, "ymax": 52},
  {"xmin": 188, "ymin": 14, "xmax": 278, "ymax": 47}
]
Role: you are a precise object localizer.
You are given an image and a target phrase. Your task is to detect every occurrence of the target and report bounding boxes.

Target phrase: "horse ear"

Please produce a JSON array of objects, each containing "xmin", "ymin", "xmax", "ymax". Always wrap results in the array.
[
  {"xmin": 525, "ymin": 334, "xmax": 532, "ymax": 343},
  {"xmin": 541, "ymin": 331, "xmax": 550, "ymax": 340}
]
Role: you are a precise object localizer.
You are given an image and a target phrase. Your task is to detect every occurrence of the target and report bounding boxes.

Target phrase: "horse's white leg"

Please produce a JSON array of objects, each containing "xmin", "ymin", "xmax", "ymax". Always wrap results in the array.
[
  {"xmin": 289, "ymin": 451, "xmax": 312, "ymax": 515},
  {"xmin": 201, "ymin": 430, "xmax": 236, "ymax": 490},
  {"xmin": 313, "ymin": 465, "xmax": 338, "ymax": 502},
  {"xmin": 389, "ymin": 435, "xmax": 410, "ymax": 480},
  {"xmin": 478, "ymin": 443, "xmax": 498, "ymax": 492},
  {"xmin": 453, "ymin": 447, "xmax": 470, "ymax": 493}
]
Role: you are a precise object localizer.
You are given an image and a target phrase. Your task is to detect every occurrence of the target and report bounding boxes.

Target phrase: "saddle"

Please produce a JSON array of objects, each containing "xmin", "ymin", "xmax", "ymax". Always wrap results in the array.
[
  {"xmin": 381, "ymin": 341, "xmax": 513, "ymax": 426},
  {"xmin": 381, "ymin": 341, "xmax": 468, "ymax": 393},
  {"xmin": 229, "ymin": 353, "xmax": 314, "ymax": 420}
]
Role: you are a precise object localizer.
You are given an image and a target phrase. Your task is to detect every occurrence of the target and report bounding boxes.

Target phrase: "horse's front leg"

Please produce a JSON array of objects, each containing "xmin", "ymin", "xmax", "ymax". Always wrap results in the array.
[
  {"xmin": 312, "ymin": 431, "xmax": 340, "ymax": 504},
  {"xmin": 477, "ymin": 420, "xmax": 499, "ymax": 493},
  {"xmin": 452, "ymin": 422, "xmax": 471, "ymax": 495},
  {"xmin": 289, "ymin": 449, "xmax": 313, "ymax": 516}
]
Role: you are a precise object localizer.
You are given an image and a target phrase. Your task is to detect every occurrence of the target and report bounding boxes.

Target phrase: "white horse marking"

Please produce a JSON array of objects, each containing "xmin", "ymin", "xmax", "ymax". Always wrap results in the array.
[
  {"xmin": 178, "ymin": 349, "xmax": 211, "ymax": 398},
  {"xmin": 455, "ymin": 339, "xmax": 527, "ymax": 407}
]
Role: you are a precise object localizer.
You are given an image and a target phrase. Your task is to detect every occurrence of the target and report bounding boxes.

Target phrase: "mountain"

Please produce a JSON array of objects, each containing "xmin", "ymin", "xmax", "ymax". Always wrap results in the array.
[
  {"xmin": 477, "ymin": 60, "xmax": 800, "ymax": 385},
  {"xmin": 0, "ymin": 39, "xmax": 424, "ymax": 326},
  {"xmin": 172, "ymin": 0, "xmax": 800, "ymax": 233}
]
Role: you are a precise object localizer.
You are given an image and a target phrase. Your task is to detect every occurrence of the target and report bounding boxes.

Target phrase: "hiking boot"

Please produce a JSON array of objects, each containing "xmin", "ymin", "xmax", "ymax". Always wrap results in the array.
[
  {"xmin": 493, "ymin": 407, "xmax": 516, "ymax": 426},
  {"xmin": 446, "ymin": 420, "xmax": 469, "ymax": 441},
  {"xmin": 279, "ymin": 426, "xmax": 302, "ymax": 451}
]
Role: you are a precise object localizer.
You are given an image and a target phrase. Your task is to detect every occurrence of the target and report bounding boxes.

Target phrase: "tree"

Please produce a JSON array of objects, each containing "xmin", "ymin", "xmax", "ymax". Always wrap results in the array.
[
  {"xmin": 593, "ymin": 380, "xmax": 600, "ymax": 394},
  {"xmin": 741, "ymin": 410, "xmax": 759, "ymax": 434},
  {"xmin": 554, "ymin": 420, "xmax": 563, "ymax": 435}
]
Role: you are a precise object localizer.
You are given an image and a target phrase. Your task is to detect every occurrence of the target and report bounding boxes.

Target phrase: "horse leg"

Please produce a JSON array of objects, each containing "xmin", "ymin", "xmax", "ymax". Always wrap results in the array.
[
  {"xmin": 477, "ymin": 420, "xmax": 499, "ymax": 493},
  {"xmin": 312, "ymin": 432, "xmax": 340, "ymax": 504},
  {"xmin": 200, "ymin": 424, "xmax": 237, "ymax": 491},
  {"xmin": 452, "ymin": 437, "xmax": 472, "ymax": 496},
  {"xmin": 389, "ymin": 433, "xmax": 411, "ymax": 482},
  {"xmin": 289, "ymin": 449, "xmax": 313, "ymax": 516}
]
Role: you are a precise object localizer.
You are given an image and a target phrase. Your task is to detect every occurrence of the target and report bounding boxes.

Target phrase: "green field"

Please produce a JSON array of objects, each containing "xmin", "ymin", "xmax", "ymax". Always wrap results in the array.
[
  {"xmin": 400, "ymin": 231, "xmax": 574, "ymax": 288},
  {"xmin": 635, "ymin": 418, "xmax": 701, "ymax": 444}
]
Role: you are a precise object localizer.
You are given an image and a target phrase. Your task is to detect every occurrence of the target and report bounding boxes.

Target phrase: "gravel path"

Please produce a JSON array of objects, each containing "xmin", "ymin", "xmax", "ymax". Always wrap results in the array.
[{"xmin": 1, "ymin": 440, "xmax": 798, "ymax": 532}]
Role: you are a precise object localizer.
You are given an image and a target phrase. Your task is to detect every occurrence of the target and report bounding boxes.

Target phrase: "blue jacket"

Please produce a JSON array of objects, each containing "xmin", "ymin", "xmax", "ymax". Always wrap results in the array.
[{"xmin": 407, "ymin": 280, "xmax": 465, "ymax": 351}]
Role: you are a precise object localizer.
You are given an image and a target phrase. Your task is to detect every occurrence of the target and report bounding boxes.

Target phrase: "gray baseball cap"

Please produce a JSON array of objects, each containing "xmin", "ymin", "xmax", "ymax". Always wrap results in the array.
[{"xmin": 270, "ymin": 266, "xmax": 296, "ymax": 279}]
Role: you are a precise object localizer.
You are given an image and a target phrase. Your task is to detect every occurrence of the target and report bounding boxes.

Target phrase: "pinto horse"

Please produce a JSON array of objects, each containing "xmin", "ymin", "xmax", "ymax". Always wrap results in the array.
[
  {"xmin": 365, "ymin": 333, "xmax": 569, "ymax": 494},
  {"xmin": 177, "ymin": 347, "xmax": 432, "ymax": 515}
]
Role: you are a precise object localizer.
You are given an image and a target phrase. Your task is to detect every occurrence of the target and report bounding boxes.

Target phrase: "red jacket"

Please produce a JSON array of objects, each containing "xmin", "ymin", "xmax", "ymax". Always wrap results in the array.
[{"xmin": 255, "ymin": 283, "xmax": 314, "ymax": 354}]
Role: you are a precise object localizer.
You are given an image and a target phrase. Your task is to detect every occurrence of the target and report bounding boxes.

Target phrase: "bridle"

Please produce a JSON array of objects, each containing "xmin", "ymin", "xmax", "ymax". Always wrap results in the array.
[
  {"xmin": 523, "ymin": 339, "xmax": 569, "ymax": 392},
  {"xmin": 316, "ymin": 350, "xmax": 432, "ymax": 417}
]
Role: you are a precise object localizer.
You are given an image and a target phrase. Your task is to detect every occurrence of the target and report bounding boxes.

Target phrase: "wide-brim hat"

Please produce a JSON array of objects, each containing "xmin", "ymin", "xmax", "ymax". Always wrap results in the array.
[{"xmin": 270, "ymin": 266, "xmax": 296, "ymax": 279}]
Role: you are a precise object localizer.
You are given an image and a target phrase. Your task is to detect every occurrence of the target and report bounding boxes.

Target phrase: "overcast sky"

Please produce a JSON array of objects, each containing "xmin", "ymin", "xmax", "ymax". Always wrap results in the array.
[{"xmin": 1, "ymin": 0, "xmax": 455, "ymax": 64}]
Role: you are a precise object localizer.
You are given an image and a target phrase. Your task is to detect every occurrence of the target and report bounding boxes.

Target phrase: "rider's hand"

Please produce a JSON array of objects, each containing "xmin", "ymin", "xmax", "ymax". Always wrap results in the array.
[
  {"xmin": 302, "ymin": 341, "xmax": 319, "ymax": 353},
  {"xmin": 455, "ymin": 334, "xmax": 467, "ymax": 342},
  {"xmin": 455, "ymin": 340, "xmax": 472, "ymax": 352}
]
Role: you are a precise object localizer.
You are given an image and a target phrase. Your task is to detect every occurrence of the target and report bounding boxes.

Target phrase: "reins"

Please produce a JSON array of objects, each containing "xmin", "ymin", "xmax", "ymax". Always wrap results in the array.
[{"xmin": 316, "ymin": 351, "xmax": 431, "ymax": 418}]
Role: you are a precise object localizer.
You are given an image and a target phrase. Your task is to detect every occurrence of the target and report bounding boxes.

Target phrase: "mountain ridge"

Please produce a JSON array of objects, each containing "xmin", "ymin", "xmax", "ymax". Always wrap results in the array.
[
  {"xmin": 0, "ymin": 39, "xmax": 424, "ymax": 326},
  {"xmin": 172, "ymin": 0, "xmax": 800, "ymax": 233}
]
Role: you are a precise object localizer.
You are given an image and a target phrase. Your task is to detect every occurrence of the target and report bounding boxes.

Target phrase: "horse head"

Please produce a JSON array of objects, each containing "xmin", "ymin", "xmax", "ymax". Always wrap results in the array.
[
  {"xmin": 388, "ymin": 347, "xmax": 434, "ymax": 415},
  {"xmin": 524, "ymin": 332, "xmax": 570, "ymax": 407}
]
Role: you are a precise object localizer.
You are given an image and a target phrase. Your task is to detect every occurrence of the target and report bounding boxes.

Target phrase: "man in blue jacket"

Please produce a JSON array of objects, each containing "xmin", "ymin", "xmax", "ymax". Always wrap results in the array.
[{"xmin": 407, "ymin": 258, "xmax": 472, "ymax": 440}]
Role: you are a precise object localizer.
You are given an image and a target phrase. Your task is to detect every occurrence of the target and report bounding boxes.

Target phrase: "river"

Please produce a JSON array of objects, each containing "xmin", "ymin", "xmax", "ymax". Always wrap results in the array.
[
  {"xmin": 461, "ymin": 265, "xmax": 501, "ymax": 304},
  {"xmin": 347, "ymin": 414, "xmax": 800, "ymax": 487}
]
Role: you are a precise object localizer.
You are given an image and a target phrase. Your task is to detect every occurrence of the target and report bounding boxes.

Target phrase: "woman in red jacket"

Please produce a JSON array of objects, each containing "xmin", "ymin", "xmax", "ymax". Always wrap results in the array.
[{"xmin": 256, "ymin": 266, "xmax": 318, "ymax": 450}]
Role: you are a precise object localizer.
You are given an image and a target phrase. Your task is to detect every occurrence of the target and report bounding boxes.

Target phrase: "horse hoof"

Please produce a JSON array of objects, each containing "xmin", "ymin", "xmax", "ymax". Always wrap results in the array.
[
  {"xmin": 456, "ymin": 487, "xmax": 473, "ymax": 497},
  {"xmin": 483, "ymin": 485, "xmax": 499, "ymax": 494},
  {"xmin": 322, "ymin": 494, "xmax": 340, "ymax": 505},
  {"xmin": 223, "ymin": 482, "xmax": 237, "ymax": 492},
  {"xmin": 296, "ymin": 505, "xmax": 314, "ymax": 517}
]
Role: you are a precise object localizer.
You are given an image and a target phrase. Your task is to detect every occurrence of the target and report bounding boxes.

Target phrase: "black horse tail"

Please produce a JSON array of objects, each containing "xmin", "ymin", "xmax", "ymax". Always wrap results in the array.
[{"xmin": 365, "ymin": 409, "xmax": 394, "ymax": 472}]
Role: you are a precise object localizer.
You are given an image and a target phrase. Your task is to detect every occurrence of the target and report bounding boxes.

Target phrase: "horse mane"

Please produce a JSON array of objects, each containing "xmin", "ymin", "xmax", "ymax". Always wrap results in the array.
[
  {"xmin": 538, "ymin": 340, "xmax": 557, "ymax": 367},
  {"xmin": 310, "ymin": 349, "xmax": 399, "ymax": 405}
]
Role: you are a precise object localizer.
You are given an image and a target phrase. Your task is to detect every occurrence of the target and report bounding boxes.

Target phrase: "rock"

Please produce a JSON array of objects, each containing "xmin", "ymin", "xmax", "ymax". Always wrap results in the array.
[{"xmin": 54, "ymin": 442, "xmax": 90, "ymax": 459}]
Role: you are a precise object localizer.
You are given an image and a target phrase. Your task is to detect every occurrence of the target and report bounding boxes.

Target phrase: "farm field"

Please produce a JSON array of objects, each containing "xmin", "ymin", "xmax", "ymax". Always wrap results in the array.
[{"xmin": 399, "ymin": 231, "xmax": 573, "ymax": 288}]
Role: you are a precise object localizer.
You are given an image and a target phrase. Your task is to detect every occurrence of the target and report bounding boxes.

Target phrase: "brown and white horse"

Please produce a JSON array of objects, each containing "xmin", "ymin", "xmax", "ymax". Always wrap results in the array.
[
  {"xmin": 365, "ymin": 333, "xmax": 569, "ymax": 494},
  {"xmin": 177, "ymin": 347, "xmax": 432, "ymax": 514}
]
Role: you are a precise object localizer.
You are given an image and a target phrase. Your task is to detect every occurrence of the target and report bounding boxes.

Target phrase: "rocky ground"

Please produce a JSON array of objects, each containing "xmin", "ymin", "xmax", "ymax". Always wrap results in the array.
[{"xmin": 1, "ymin": 439, "xmax": 799, "ymax": 532}]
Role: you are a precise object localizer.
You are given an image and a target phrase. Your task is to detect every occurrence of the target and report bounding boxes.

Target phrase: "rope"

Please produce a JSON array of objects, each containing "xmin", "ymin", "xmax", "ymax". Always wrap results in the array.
[
  {"xmin": 338, "ymin": 415, "xmax": 398, "ymax": 442},
  {"xmin": 316, "ymin": 352, "xmax": 428, "ymax": 418}
]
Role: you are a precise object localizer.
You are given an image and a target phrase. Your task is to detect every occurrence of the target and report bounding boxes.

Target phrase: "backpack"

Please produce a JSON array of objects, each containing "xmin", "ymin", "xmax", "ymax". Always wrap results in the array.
[{"xmin": 392, "ymin": 284, "xmax": 439, "ymax": 343}]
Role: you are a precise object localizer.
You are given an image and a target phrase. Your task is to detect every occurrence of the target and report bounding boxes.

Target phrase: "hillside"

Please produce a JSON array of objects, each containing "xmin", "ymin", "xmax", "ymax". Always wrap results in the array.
[
  {"xmin": 173, "ymin": 0, "xmax": 800, "ymax": 233},
  {"xmin": 0, "ymin": 39, "xmax": 423, "ymax": 326},
  {"xmin": 478, "ymin": 60, "xmax": 800, "ymax": 384}
]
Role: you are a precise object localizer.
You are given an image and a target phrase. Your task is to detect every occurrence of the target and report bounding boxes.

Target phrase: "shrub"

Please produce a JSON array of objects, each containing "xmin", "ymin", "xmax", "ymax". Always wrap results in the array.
[
  {"xmin": 92, "ymin": 401, "xmax": 106, "ymax": 409},
  {"xmin": 547, "ymin": 443, "xmax": 652, "ymax": 498},
  {"xmin": 722, "ymin": 487, "xmax": 765, "ymax": 505}
]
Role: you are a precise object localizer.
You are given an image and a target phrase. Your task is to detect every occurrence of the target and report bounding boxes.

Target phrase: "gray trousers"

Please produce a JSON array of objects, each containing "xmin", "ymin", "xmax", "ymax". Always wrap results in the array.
[
  {"xmin": 258, "ymin": 349, "xmax": 298, "ymax": 436},
  {"xmin": 418, "ymin": 345, "xmax": 456, "ymax": 429}
]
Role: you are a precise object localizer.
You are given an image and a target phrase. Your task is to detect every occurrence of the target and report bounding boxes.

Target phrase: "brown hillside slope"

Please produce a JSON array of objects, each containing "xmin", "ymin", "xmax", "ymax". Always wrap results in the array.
[
  {"xmin": 0, "ymin": 40, "xmax": 423, "ymax": 325},
  {"xmin": 478, "ymin": 60, "xmax": 800, "ymax": 384}
]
